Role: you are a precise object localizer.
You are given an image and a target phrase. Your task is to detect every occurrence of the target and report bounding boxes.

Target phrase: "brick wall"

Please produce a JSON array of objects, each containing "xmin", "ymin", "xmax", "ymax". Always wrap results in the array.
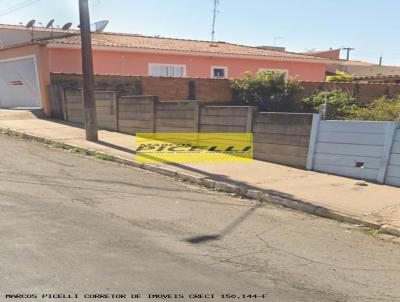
[
  {"xmin": 301, "ymin": 81, "xmax": 400, "ymax": 103},
  {"xmin": 195, "ymin": 78, "xmax": 232, "ymax": 102},
  {"xmin": 51, "ymin": 73, "xmax": 231, "ymax": 103},
  {"xmin": 141, "ymin": 77, "xmax": 190, "ymax": 101}
]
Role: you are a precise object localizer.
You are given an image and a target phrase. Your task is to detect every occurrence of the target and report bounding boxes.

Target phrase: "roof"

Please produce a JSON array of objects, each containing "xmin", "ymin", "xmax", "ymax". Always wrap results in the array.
[
  {"xmin": 303, "ymin": 49, "xmax": 341, "ymax": 60},
  {"xmin": 339, "ymin": 60, "xmax": 374, "ymax": 67},
  {"xmin": 351, "ymin": 65, "xmax": 400, "ymax": 78},
  {"xmin": 46, "ymin": 32, "xmax": 334, "ymax": 63},
  {"xmin": 0, "ymin": 23, "xmax": 76, "ymax": 34},
  {"xmin": 0, "ymin": 23, "xmax": 335, "ymax": 63},
  {"xmin": 353, "ymin": 74, "xmax": 400, "ymax": 81}
]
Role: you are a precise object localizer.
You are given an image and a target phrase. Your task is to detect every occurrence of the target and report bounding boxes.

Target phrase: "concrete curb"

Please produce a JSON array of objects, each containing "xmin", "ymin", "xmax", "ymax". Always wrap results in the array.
[{"xmin": 1, "ymin": 126, "xmax": 398, "ymax": 237}]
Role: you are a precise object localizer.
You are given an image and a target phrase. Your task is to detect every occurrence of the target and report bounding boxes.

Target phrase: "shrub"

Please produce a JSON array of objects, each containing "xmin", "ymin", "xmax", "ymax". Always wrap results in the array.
[
  {"xmin": 345, "ymin": 97, "xmax": 400, "ymax": 121},
  {"xmin": 231, "ymin": 71, "xmax": 304, "ymax": 112},
  {"xmin": 302, "ymin": 90, "xmax": 357, "ymax": 119},
  {"xmin": 326, "ymin": 71, "xmax": 353, "ymax": 82}
]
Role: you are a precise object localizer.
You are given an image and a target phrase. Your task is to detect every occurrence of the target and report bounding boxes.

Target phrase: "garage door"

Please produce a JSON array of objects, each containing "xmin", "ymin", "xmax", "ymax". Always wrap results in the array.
[{"xmin": 0, "ymin": 56, "xmax": 42, "ymax": 108}]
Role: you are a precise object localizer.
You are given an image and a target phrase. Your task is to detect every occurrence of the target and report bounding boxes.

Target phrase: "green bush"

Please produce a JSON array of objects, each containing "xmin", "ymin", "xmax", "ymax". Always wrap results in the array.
[
  {"xmin": 231, "ymin": 71, "xmax": 304, "ymax": 112},
  {"xmin": 302, "ymin": 90, "xmax": 357, "ymax": 119},
  {"xmin": 345, "ymin": 97, "xmax": 400, "ymax": 121}
]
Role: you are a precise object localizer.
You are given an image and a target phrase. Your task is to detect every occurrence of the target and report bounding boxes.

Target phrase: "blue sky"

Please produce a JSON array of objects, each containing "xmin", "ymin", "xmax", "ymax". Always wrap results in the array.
[{"xmin": 1, "ymin": 0, "xmax": 399, "ymax": 65}]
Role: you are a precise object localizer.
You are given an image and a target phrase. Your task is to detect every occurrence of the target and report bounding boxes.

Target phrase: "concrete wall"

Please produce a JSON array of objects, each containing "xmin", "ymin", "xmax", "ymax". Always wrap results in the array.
[
  {"xmin": 118, "ymin": 96, "xmax": 156, "ymax": 134},
  {"xmin": 63, "ymin": 90, "xmax": 313, "ymax": 168},
  {"xmin": 156, "ymin": 101, "xmax": 198, "ymax": 133},
  {"xmin": 64, "ymin": 89, "xmax": 118, "ymax": 131},
  {"xmin": 253, "ymin": 113, "xmax": 313, "ymax": 168},
  {"xmin": 199, "ymin": 106, "xmax": 253, "ymax": 133}
]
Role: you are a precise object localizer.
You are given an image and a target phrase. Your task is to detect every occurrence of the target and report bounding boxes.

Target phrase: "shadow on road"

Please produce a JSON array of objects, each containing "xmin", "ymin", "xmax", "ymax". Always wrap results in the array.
[{"xmin": 185, "ymin": 202, "xmax": 262, "ymax": 244}]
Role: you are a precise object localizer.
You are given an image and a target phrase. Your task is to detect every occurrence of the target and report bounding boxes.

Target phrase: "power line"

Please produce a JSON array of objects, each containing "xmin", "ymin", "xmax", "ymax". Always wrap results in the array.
[
  {"xmin": 0, "ymin": 0, "xmax": 40, "ymax": 16},
  {"xmin": 0, "ymin": 0, "xmax": 41, "ymax": 17}
]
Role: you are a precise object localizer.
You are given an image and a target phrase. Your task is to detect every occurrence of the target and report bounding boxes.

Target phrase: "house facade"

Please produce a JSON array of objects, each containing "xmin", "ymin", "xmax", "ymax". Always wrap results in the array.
[{"xmin": 0, "ymin": 24, "xmax": 334, "ymax": 115}]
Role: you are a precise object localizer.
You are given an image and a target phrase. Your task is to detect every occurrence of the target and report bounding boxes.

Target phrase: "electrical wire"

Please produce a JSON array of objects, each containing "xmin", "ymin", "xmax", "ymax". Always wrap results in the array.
[{"xmin": 0, "ymin": 0, "xmax": 41, "ymax": 17}]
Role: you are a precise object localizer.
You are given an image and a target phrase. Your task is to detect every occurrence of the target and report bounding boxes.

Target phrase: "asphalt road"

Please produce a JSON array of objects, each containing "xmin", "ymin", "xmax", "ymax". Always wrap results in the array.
[{"xmin": 1, "ymin": 134, "xmax": 400, "ymax": 302}]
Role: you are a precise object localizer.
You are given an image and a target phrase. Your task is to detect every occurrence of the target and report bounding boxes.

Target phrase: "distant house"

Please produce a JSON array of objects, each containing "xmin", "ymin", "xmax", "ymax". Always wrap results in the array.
[
  {"xmin": 0, "ymin": 23, "xmax": 334, "ymax": 114},
  {"xmin": 303, "ymin": 48, "xmax": 400, "ymax": 82}
]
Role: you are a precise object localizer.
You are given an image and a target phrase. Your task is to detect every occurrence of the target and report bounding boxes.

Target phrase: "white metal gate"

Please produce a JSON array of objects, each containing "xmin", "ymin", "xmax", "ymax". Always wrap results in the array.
[
  {"xmin": 0, "ymin": 56, "xmax": 42, "ymax": 108},
  {"xmin": 307, "ymin": 115, "xmax": 400, "ymax": 187}
]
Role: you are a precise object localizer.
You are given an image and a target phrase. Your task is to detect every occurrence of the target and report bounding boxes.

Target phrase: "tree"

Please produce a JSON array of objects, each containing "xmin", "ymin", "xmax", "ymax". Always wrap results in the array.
[
  {"xmin": 346, "ymin": 97, "xmax": 400, "ymax": 121},
  {"xmin": 231, "ymin": 71, "xmax": 304, "ymax": 112},
  {"xmin": 302, "ymin": 90, "xmax": 357, "ymax": 119}
]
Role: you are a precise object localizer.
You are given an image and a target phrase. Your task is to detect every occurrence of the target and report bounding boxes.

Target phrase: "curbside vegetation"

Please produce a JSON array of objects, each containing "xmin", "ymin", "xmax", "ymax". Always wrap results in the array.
[{"xmin": 1, "ymin": 126, "xmax": 399, "ymax": 238}]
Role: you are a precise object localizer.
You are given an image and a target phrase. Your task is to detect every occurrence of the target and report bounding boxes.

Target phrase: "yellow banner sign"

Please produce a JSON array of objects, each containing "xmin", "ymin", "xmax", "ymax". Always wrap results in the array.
[{"xmin": 135, "ymin": 133, "xmax": 253, "ymax": 163}]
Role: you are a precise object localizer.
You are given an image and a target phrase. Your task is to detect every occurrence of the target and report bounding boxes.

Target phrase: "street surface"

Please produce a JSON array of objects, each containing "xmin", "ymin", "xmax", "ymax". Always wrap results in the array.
[{"xmin": 0, "ymin": 135, "xmax": 400, "ymax": 302}]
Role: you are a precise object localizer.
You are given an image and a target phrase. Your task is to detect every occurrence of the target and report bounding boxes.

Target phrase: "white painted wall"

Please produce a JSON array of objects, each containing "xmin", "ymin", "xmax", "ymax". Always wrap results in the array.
[{"xmin": 0, "ymin": 28, "xmax": 58, "ymax": 48}]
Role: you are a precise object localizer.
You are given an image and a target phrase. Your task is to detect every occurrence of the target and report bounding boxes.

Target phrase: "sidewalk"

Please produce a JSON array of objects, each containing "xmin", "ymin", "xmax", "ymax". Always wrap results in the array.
[{"xmin": 1, "ymin": 110, "xmax": 399, "ymax": 235}]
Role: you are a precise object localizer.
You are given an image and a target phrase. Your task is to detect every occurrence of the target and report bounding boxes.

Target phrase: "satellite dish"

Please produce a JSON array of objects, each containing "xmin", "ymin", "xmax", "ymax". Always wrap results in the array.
[
  {"xmin": 92, "ymin": 20, "xmax": 109, "ymax": 32},
  {"xmin": 26, "ymin": 19, "xmax": 36, "ymax": 28},
  {"xmin": 46, "ymin": 19, "xmax": 55, "ymax": 28},
  {"xmin": 62, "ymin": 22, "xmax": 73, "ymax": 30}
]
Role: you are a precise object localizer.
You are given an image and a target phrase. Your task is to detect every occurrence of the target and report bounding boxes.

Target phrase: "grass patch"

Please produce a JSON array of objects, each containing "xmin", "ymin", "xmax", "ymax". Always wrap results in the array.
[
  {"xmin": 51, "ymin": 142, "xmax": 68, "ymax": 149},
  {"xmin": 95, "ymin": 153, "xmax": 112, "ymax": 161},
  {"xmin": 72, "ymin": 147, "xmax": 91, "ymax": 155},
  {"xmin": 364, "ymin": 228, "xmax": 384, "ymax": 236}
]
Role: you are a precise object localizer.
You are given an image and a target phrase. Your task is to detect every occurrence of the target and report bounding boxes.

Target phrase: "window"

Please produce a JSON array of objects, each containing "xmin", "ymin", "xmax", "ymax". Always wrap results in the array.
[
  {"xmin": 211, "ymin": 66, "xmax": 228, "ymax": 79},
  {"xmin": 149, "ymin": 63, "xmax": 186, "ymax": 77},
  {"xmin": 258, "ymin": 68, "xmax": 288, "ymax": 79}
]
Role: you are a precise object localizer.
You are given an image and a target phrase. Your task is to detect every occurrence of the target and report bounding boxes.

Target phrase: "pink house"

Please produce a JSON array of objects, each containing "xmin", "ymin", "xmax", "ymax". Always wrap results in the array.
[{"xmin": 0, "ymin": 25, "xmax": 334, "ymax": 114}]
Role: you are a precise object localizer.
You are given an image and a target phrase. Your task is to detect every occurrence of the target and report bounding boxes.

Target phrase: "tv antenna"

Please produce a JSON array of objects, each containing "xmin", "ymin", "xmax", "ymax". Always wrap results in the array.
[
  {"xmin": 46, "ymin": 19, "xmax": 54, "ymax": 28},
  {"xmin": 62, "ymin": 22, "xmax": 73, "ymax": 30},
  {"xmin": 26, "ymin": 19, "xmax": 36, "ymax": 41},
  {"xmin": 92, "ymin": 20, "xmax": 109, "ymax": 32},
  {"xmin": 26, "ymin": 19, "xmax": 36, "ymax": 28},
  {"xmin": 211, "ymin": 0, "xmax": 219, "ymax": 42}
]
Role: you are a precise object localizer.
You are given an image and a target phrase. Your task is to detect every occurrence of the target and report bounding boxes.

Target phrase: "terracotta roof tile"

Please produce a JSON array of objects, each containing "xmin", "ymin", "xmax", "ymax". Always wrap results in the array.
[
  {"xmin": 0, "ymin": 23, "xmax": 334, "ymax": 62},
  {"xmin": 0, "ymin": 23, "xmax": 76, "ymax": 33},
  {"xmin": 49, "ymin": 32, "xmax": 333, "ymax": 62}
]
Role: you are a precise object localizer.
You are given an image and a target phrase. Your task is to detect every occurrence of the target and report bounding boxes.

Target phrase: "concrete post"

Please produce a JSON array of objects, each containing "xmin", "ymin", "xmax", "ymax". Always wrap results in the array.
[
  {"xmin": 150, "ymin": 96, "xmax": 158, "ymax": 133},
  {"xmin": 377, "ymin": 122, "xmax": 397, "ymax": 183},
  {"xmin": 113, "ymin": 91, "xmax": 118, "ymax": 131},
  {"xmin": 306, "ymin": 114, "xmax": 321, "ymax": 170},
  {"xmin": 193, "ymin": 102, "xmax": 200, "ymax": 133},
  {"xmin": 246, "ymin": 106, "xmax": 257, "ymax": 133}
]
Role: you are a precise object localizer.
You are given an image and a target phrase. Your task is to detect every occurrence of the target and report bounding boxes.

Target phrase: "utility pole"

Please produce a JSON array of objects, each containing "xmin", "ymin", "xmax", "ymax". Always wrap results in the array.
[
  {"xmin": 342, "ymin": 47, "xmax": 355, "ymax": 61},
  {"xmin": 379, "ymin": 56, "xmax": 383, "ymax": 66},
  {"xmin": 79, "ymin": 0, "xmax": 98, "ymax": 141}
]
